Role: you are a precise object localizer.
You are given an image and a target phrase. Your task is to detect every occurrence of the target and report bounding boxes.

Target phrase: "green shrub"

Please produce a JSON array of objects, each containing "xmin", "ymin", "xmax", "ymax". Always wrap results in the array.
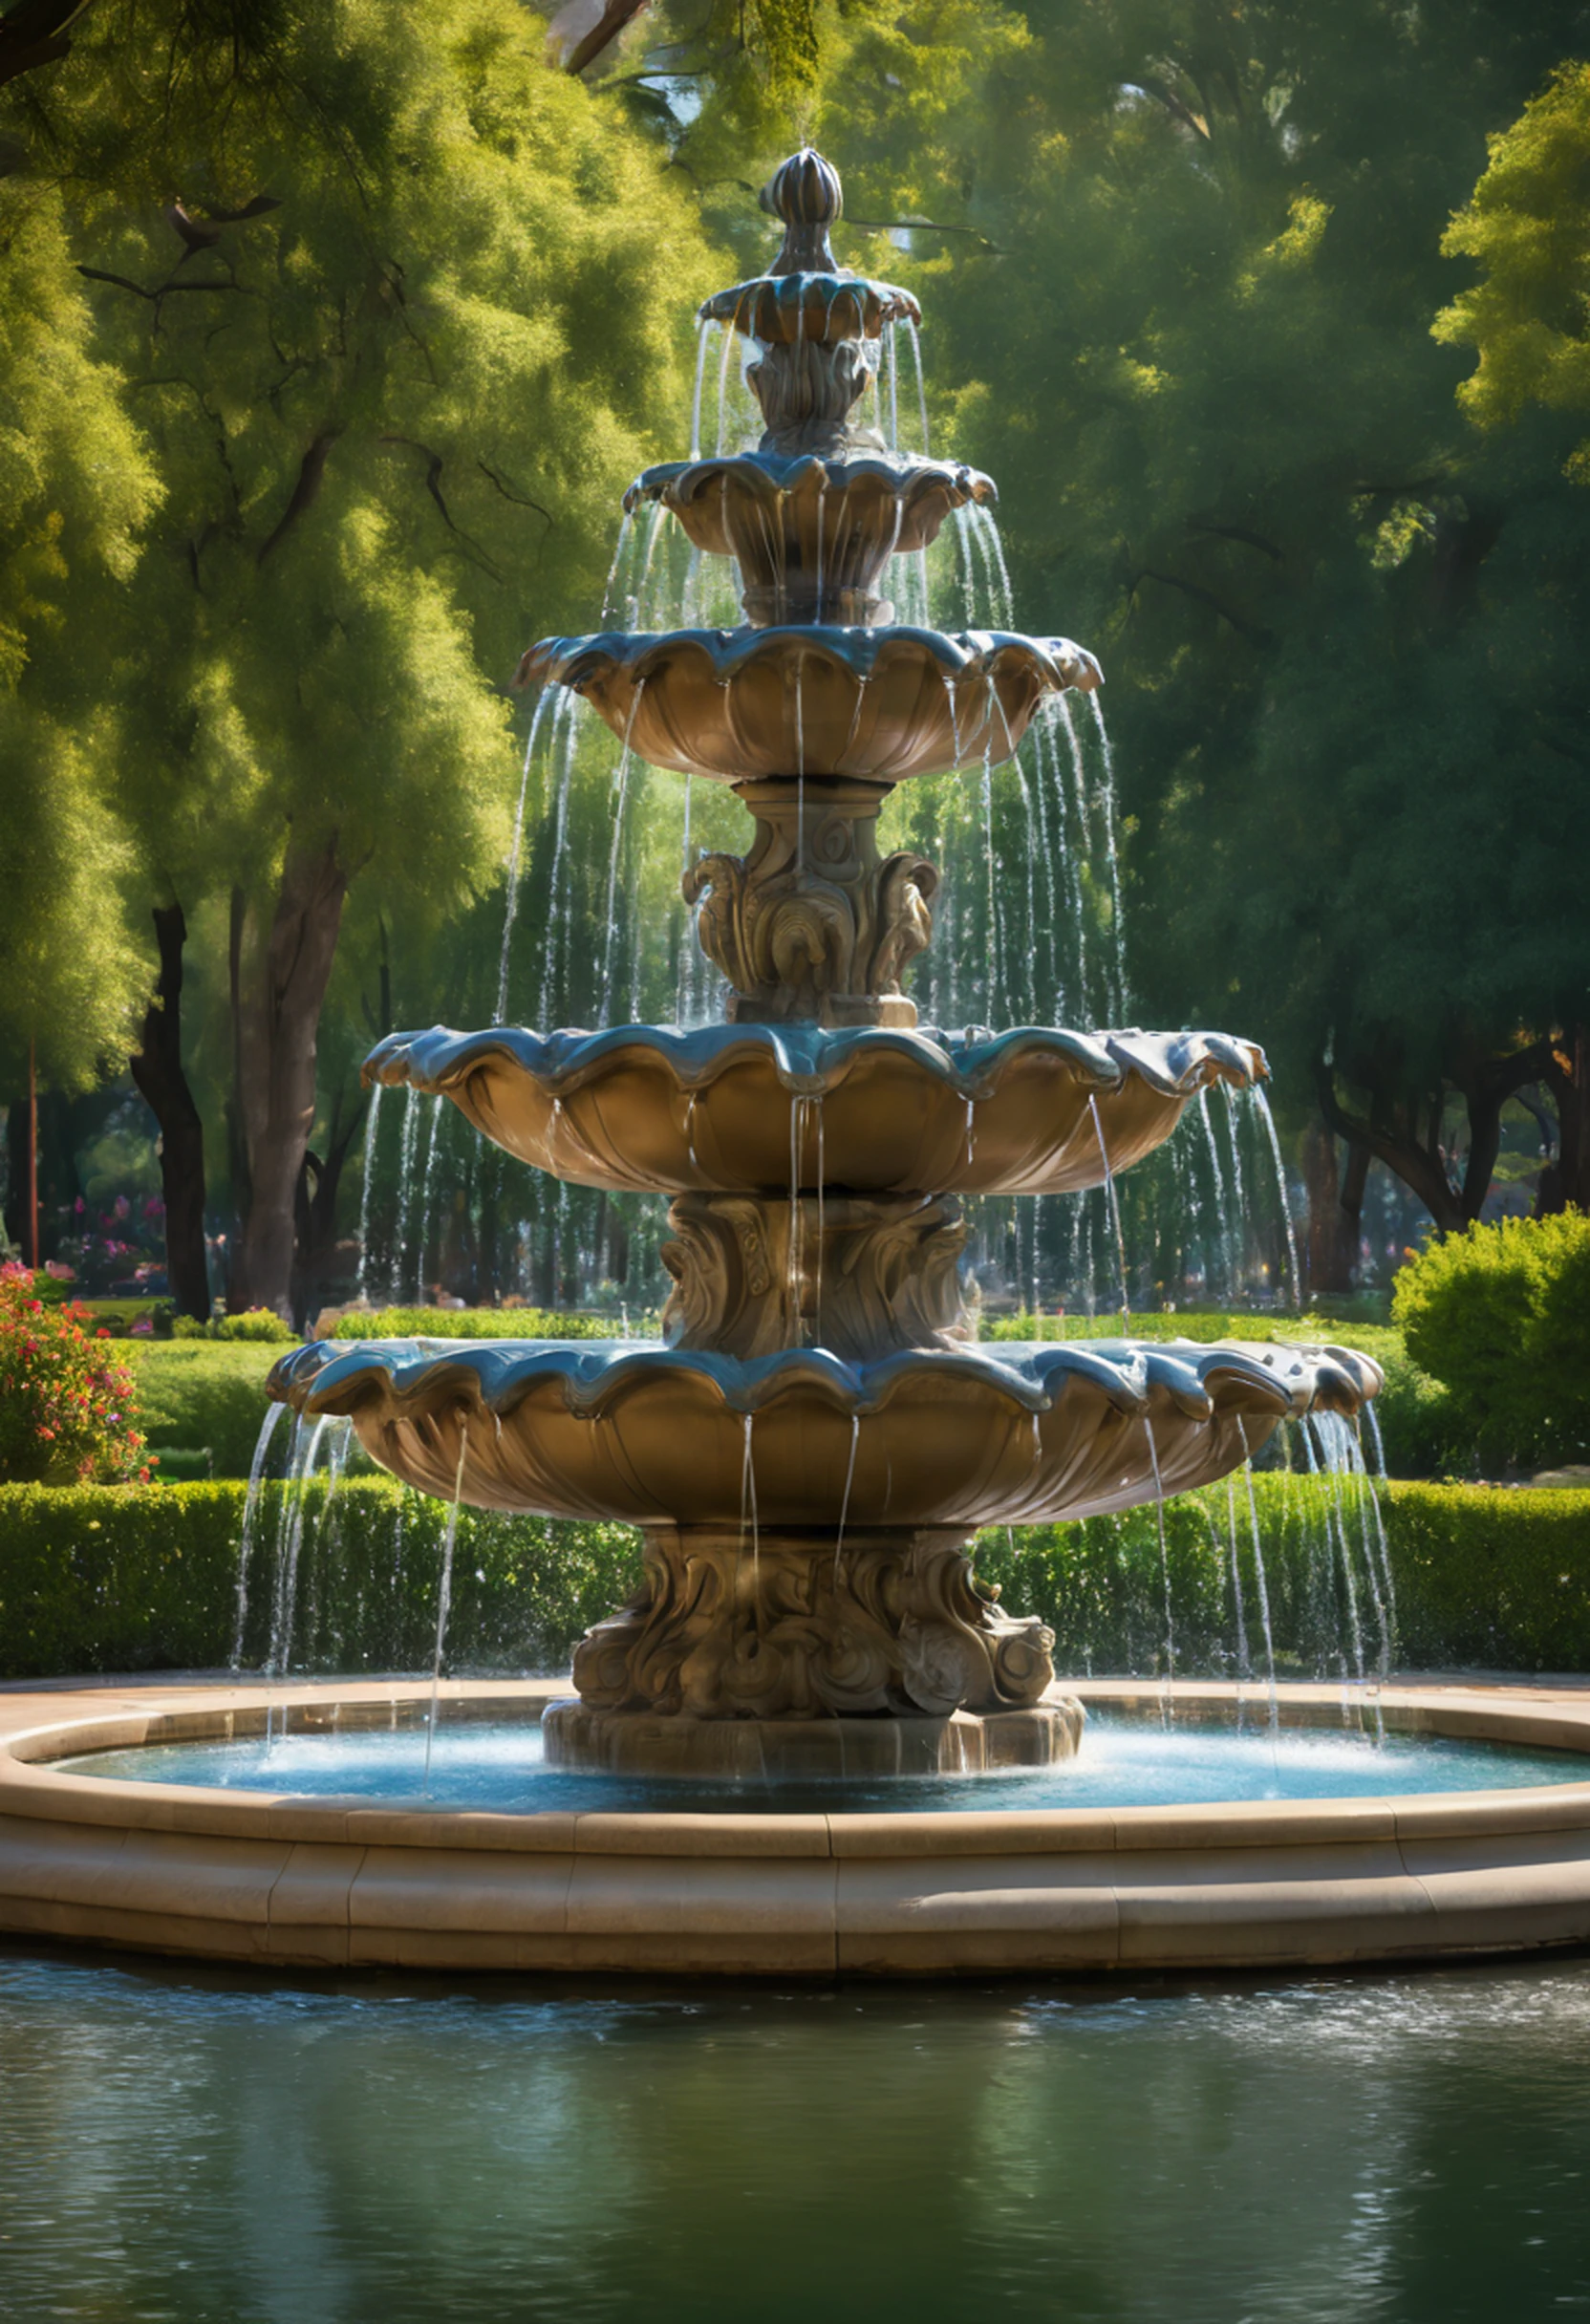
[
  {"xmin": 0, "ymin": 1477, "xmax": 641, "ymax": 1680},
  {"xmin": 1393, "ymin": 1213, "xmax": 1590, "ymax": 1471},
  {"xmin": 331, "ymin": 1306, "xmax": 641, "ymax": 1341},
  {"xmin": 0, "ymin": 1264, "xmax": 154, "ymax": 1486},
  {"xmin": 122, "ymin": 1342, "xmax": 281, "ymax": 1480},
  {"xmin": 173, "ymin": 1308, "xmax": 295, "ymax": 1343}
]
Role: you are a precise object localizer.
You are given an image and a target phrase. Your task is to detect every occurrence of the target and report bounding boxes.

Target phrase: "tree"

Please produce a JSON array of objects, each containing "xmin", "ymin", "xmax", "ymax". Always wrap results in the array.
[
  {"xmin": 645, "ymin": 0, "xmax": 1590, "ymax": 1245},
  {"xmin": 0, "ymin": 177, "xmax": 159, "ymax": 1277},
  {"xmin": 6, "ymin": 0, "xmax": 723, "ymax": 1315}
]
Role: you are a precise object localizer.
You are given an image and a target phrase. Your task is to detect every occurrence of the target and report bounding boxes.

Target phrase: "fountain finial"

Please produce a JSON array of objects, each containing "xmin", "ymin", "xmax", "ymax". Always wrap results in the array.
[{"xmin": 763, "ymin": 148, "xmax": 843, "ymax": 274}]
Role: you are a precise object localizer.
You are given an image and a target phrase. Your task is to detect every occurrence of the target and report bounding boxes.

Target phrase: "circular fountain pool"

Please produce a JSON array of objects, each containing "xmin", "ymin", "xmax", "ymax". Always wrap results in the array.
[
  {"xmin": 5, "ymin": 1676, "xmax": 1590, "ymax": 1978},
  {"xmin": 54, "ymin": 1711, "xmax": 1590, "ymax": 1818}
]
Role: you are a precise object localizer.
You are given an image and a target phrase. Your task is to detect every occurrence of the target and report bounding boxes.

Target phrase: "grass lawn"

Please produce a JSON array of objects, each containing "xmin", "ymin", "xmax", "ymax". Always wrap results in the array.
[{"xmin": 124, "ymin": 1341, "xmax": 283, "ymax": 1479}]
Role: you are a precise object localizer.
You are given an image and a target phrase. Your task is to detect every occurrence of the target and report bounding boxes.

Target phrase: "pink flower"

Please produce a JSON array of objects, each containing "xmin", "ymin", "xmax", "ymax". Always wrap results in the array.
[{"xmin": 44, "ymin": 1261, "xmax": 75, "ymax": 1282}]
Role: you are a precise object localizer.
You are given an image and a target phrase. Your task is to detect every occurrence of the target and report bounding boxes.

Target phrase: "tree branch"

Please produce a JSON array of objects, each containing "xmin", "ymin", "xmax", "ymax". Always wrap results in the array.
[
  {"xmin": 548, "ymin": 0, "xmax": 651, "ymax": 75},
  {"xmin": 1126, "ymin": 564, "xmax": 1275, "ymax": 646},
  {"xmin": 1188, "ymin": 520, "xmax": 1285, "ymax": 564},
  {"xmin": 380, "ymin": 436, "xmax": 505, "ymax": 579},
  {"xmin": 257, "ymin": 426, "xmax": 340, "ymax": 565},
  {"xmin": 77, "ymin": 264, "xmax": 246, "ymax": 301},
  {"xmin": 0, "ymin": 0, "xmax": 94, "ymax": 89},
  {"xmin": 476, "ymin": 459, "xmax": 553, "ymax": 529},
  {"xmin": 847, "ymin": 215, "xmax": 1006, "ymax": 254}
]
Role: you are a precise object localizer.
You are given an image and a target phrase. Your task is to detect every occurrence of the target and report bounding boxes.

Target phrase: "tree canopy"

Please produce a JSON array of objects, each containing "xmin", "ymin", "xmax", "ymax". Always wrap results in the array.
[{"xmin": 3, "ymin": 0, "xmax": 1587, "ymax": 1314}]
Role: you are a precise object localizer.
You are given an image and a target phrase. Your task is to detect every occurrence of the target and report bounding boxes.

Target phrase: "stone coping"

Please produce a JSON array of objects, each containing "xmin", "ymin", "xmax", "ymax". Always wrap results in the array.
[{"xmin": 3, "ymin": 1676, "xmax": 1590, "ymax": 1973}]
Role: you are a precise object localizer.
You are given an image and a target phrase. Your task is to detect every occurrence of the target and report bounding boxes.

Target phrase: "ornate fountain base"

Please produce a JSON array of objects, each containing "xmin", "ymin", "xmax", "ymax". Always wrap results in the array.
[
  {"xmin": 541, "ymin": 1521, "xmax": 1082, "ymax": 1777},
  {"xmin": 542, "ymin": 1698, "xmax": 1083, "ymax": 1778}
]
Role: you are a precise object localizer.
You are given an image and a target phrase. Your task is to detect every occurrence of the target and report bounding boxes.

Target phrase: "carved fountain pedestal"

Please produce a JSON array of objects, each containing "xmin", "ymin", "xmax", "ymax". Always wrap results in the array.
[
  {"xmin": 548, "ymin": 1525, "xmax": 1077, "ymax": 1777},
  {"xmin": 269, "ymin": 146, "xmax": 1380, "ymax": 1783}
]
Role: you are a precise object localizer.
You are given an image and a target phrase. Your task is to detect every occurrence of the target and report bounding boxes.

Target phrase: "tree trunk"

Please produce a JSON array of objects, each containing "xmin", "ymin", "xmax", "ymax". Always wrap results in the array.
[
  {"xmin": 128, "ymin": 902, "xmax": 211, "ymax": 1321},
  {"xmin": 1317, "ymin": 1037, "xmax": 1557, "ymax": 1237},
  {"xmin": 1302, "ymin": 1121, "xmax": 1354, "ymax": 1295},
  {"xmin": 1317, "ymin": 1059, "xmax": 1467, "ymax": 1232},
  {"xmin": 27, "ymin": 1040, "xmax": 38, "ymax": 1266},
  {"xmin": 1340, "ymin": 1137, "xmax": 1370, "ymax": 1272},
  {"xmin": 1539, "ymin": 1026, "xmax": 1590, "ymax": 1215},
  {"xmin": 290, "ymin": 1085, "xmax": 365, "ymax": 1333},
  {"xmin": 228, "ymin": 838, "xmax": 348, "ymax": 1317}
]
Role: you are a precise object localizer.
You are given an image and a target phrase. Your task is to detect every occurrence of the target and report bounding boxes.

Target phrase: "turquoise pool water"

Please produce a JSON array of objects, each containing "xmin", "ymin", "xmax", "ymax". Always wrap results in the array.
[
  {"xmin": 58, "ymin": 1711, "xmax": 1587, "ymax": 1816},
  {"xmin": 2, "ymin": 1944, "xmax": 1588, "ymax": 2320}
]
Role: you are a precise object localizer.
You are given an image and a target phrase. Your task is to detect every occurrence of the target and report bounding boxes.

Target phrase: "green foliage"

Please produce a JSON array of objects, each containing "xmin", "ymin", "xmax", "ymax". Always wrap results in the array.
[
  {"xmin": 172, "ymin": 1309, "xmax": 295, "ymax": 1344},
  {"xmin": 0, "ymin": 1478, "xmax": 640, "ymax": 1680},
  {"xmin": 1435, "ymin": 63, "xmax": 1590, "ymax": 473},
  {"xmin": 1392, "ymin": 1213, "xmax": 1590, "ymax": 1470},
  {"xmin": 2, "ymin": 1474, "xmax": 1585, "ymax": 1681},
  {"xmin": 652, "ymin": 0, "xmax": 1590, "ymax": 1217},
  {"xmin": 121, "ymin": 1342, "xmax": 279, "ymax": 1480},
  {"xmin": 0, "ymin": 0, "xmax": 726, "ymax": 1305},
  {"xmin": 331, "ymin": 1306, "xmax": 629, "ymax": 1340},
  {"xmin": 0, "ymin": 1263, "xmax": 152, "ymax": 1485},
  {"xmin": 0, "ymin": 186, "xmax": 161, "ymax": 1089},
  {"xmin": 1371, "ymin": 1347, "xmax": 1466, "ymax": 1482}
]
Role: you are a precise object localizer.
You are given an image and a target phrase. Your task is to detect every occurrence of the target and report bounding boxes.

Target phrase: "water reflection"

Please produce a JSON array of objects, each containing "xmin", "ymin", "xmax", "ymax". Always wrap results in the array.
[{"xmin": 2, "ymin": 1946, "xmax": 1588, "ymax": 2321}]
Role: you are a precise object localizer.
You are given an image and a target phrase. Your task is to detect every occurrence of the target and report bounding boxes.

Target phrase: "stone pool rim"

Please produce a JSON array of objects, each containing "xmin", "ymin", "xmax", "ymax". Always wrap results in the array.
[{"xmin": 3, "ymin": 1675, "xmax": 1590, "ymax": 1975}]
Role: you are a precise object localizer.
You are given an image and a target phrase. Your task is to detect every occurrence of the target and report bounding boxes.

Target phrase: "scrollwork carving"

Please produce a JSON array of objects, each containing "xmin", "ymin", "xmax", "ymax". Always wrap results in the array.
[
  {"xmin": 570, "ymin": 1525, "xmax": 1057, "ymax": 1721},
  {"xmin": 683, "ymin": 776, "xmax": 937, "ymax": 1027},
  {"xmin": 661, "ymin": 1193, "xmax": 968, "ymax": 1360}
]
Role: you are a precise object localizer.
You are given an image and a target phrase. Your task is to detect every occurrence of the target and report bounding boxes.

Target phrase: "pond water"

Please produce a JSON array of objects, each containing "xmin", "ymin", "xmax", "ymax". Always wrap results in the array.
[
  {"xmin": 2, "ymin": 1942, "xmax": 1588, "ymax": 2321},
  {"xmin": 58, "ymin": 1711, "xmax": 1590, "ymax": 1817}
]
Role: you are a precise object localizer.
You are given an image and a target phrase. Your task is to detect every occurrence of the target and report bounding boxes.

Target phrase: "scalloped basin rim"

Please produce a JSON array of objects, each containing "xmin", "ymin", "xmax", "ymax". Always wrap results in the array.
[
  {"xmin": 361, "ymin": 1022, "xmax": 1270, "ymax": 1103},
  {"xmin": 520, "ymin": 624, "xmax": 1103, "ymax": 693},
  {"xmin": 269, "ymin": 1337, "xmax": 1384, "ymax": 1426},
  {"xmin": 625, "ymin": 450, "xmax": 998, "ymax": 509},
  {"xmin": 698, "ymin": 269, "xmax": 920, "ymax": 328}
]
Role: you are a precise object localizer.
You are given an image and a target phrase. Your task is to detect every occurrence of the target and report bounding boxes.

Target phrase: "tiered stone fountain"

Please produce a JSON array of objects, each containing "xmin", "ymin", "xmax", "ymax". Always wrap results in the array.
[{"xmin": 269, "ymin": 149, "xmax": 1379, "ymax": 1779}]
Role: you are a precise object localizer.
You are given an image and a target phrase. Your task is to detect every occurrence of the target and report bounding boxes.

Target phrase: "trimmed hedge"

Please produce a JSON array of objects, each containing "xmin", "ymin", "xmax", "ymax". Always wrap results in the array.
[
  {"xmin": 985, "ymin": 1309, "xmax": 1403, "ymax": 1366},
  {"xmin": 2, "ymin": 1475, "xmax": 1588, "ymax": 1683},
  {"xmin": 0, "ymin": 1478, "xmax": 640, "ymax": 1680},
  {"xmin": 979, "ymin": 1479, "xmax": 1590, "ymax": 1676}
]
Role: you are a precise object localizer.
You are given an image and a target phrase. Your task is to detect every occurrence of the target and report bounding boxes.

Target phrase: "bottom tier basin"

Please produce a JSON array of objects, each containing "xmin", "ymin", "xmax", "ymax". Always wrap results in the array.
[
  {"xmin": 269, "ymin": 1337, "xmax": 1381, "ymax": 1750},
  {"xmin": 267, "ymin": 1337, "xmax": 1382, "ymax": 1530}
]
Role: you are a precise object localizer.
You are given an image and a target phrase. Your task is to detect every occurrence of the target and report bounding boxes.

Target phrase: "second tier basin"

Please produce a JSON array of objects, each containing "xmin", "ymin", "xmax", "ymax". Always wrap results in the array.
[
  {"xmin": 514, "ymin": 625, "xmax": 1101, "ymax": 784},
  {"xmin": 362, "ymin": 1022, "xmax": 1265, "ymax": 1196}
]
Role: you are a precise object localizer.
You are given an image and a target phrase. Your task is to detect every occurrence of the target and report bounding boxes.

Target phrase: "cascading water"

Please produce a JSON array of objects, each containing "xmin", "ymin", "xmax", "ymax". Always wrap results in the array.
[{"xmin": 275, "ymin": 145, "xmax": 1383, "ymax": 1783}]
